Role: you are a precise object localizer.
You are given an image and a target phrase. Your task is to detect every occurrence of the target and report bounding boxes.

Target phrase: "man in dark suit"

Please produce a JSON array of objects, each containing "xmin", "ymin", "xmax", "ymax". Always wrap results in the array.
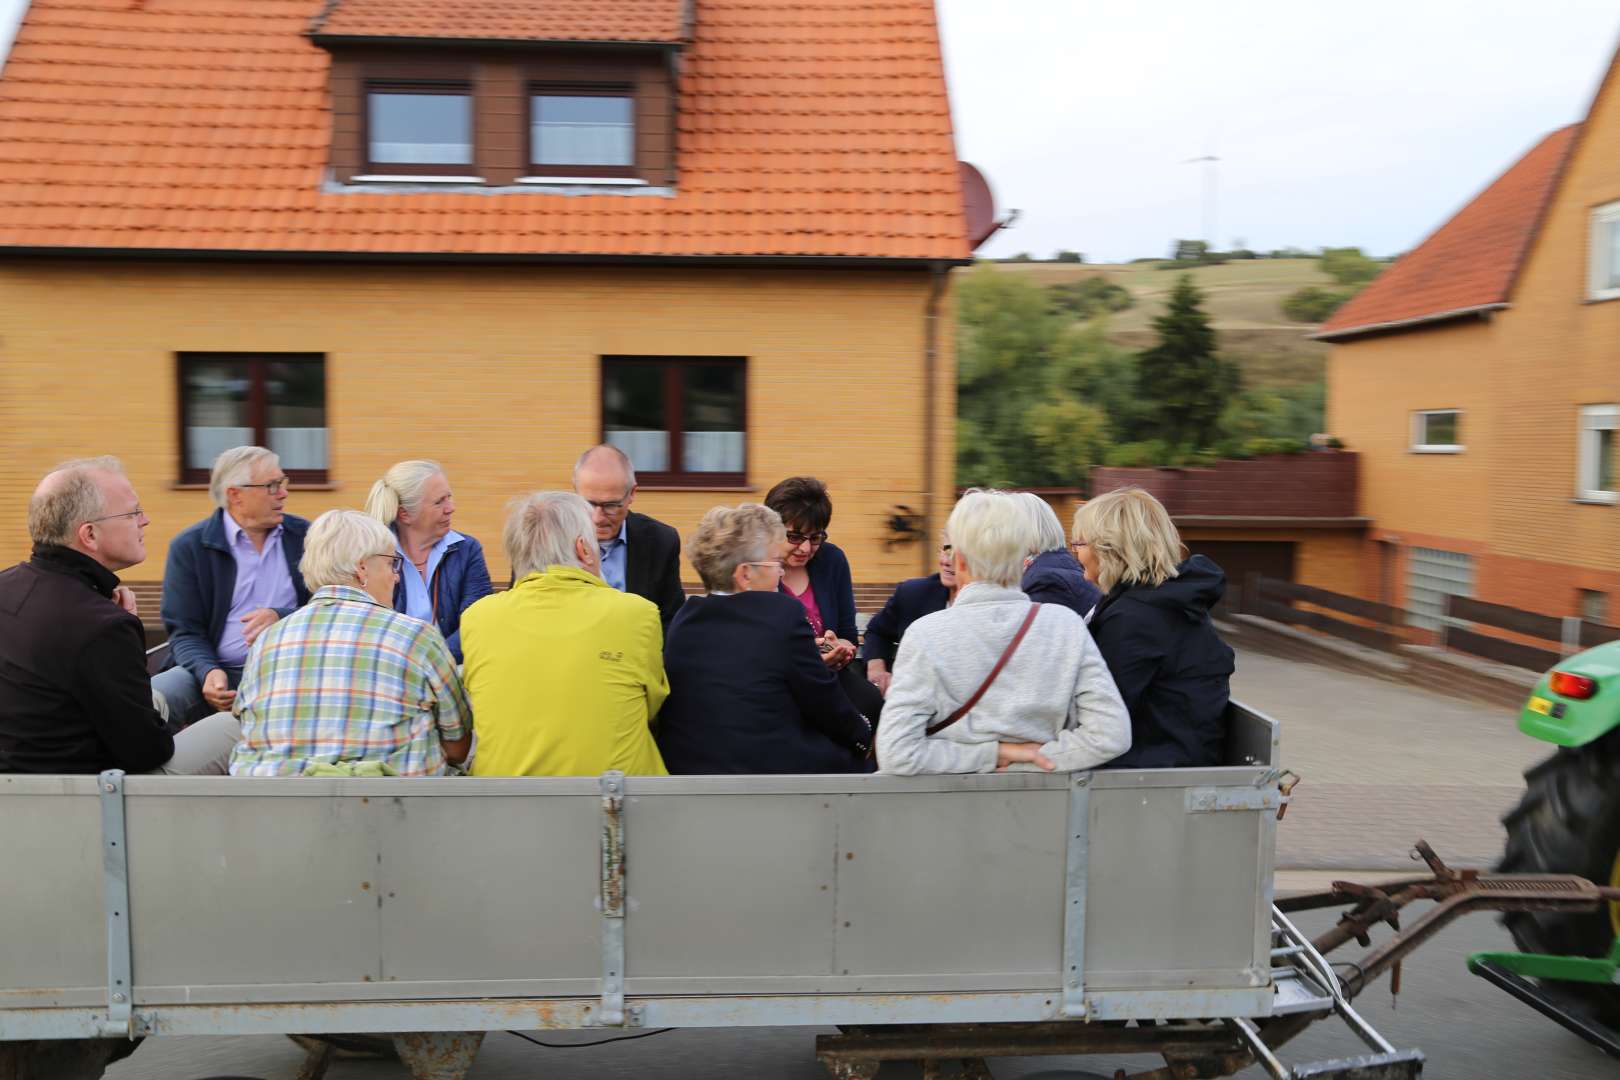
[{"xmin": 572, "ymin": 444, "xmax": 685, "ymax": 631}]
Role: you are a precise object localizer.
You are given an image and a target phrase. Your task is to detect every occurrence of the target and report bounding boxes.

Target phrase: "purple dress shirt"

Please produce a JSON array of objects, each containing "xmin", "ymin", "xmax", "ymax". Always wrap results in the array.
[{"xmin": 216, "ymin": 512, "xmax": 299, "ymax": 667}]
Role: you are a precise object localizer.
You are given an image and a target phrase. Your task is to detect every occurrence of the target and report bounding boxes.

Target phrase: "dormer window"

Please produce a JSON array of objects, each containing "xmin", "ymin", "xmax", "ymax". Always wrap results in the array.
[
  {"xmin": 365, "ymin": 83, "xmax": 475, "ymax": 177},
  {"xmin": 530, "ymin": 89, "xmax": 635, "ymax": 177}
]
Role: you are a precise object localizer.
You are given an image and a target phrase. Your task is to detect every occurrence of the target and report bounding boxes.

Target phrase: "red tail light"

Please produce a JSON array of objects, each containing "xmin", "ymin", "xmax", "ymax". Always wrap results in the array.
[{"xmin": 1548, "ymin": 671, "xmax": 1597, "ymax": 700}]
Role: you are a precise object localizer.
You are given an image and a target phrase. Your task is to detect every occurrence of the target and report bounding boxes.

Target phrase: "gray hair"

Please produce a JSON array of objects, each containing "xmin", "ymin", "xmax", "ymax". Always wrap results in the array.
[
  {"xmin": 688, "ymin": 504, "xmax": 783, "ymax": 593},
  {"xmin": 28, "ymin": 456, "xmax": 123, "ymax": 546},
  {"xmin": 1017, "ymin": 492, "xmax": 1069, "ymax": 554},
  {"xmin": 365, "ymin": 459, "xmax": 445, "ymax": 526},
  {"xmin": 299, "ymin": 510, "xmax": 396, "ymax": 591},
  {"xmin": 505, "ymin": 491, "xmax": 596, "ymax": 580},
  {"xmin": 209, "ymin": 446, "xmax": 279, "ymax": 508},
  {"xmin": 572, "ymin": 444, "xmax": 637, "ymax": 491},
  {"xmin": 945, "ymin": 489, "xmax": 1028, "ymax": 588}
]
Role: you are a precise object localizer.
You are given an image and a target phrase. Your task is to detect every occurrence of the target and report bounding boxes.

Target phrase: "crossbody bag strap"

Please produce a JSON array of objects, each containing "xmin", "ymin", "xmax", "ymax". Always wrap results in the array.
[{"xmin": 925, "ymin": 602, "xmax": 1041, "ymax": 737}]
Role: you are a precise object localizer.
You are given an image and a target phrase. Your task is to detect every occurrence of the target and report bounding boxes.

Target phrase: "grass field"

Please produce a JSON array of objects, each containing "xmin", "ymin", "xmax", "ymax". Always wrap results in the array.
[{"xmin": 976, "ymin": 258, "xmax": 1334, "ymax": 388}]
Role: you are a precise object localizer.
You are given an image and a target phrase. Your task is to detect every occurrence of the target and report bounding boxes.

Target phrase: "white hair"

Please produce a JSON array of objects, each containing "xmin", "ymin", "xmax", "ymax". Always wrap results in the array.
[
  {"xmin": 1017, "ymin": 492, "xmax": 1069, "ymax": 554},
  {"xmin": 573, "ymin": 444, "xmax": 637, "ymax": 491},
  {"xmin": 209, "ymin": 446, "xmax": 279, "ymax": 508},
  {"xmin": 365, "ymin": 459, "xmax": 445, "ymax": 526},
  {"xmin": 945, "ymin": 489, "xmax": 1029, "ymax": 588},
  {"xmin": 505, "ymin": 491, "xmax": 595, "ymax": 580},
  {"xmin": 300, "ymin": 510, "xmax": 396, "ymax": 591}
]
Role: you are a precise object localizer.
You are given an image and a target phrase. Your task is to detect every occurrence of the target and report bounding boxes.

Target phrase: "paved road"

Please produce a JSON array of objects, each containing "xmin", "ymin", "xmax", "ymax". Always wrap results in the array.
[{"xmin": 102, "ymin": 647, "xmax": 1606, "ymax": 1080}]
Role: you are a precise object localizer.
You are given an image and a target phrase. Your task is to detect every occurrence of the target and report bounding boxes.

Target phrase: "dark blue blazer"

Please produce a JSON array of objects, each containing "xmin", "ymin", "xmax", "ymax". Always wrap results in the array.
[
  {"xmin": 1021, "ymin": 550, "xmax": 1102, "ymax": 619},
  {"xmin": 779, "ymin": 540, "xmax": 859, "ymax": 644},
  {"xmin": 389, "ymin": 529, "xmax": 492, "ymax": 662},
  {"xmin": 860, "ymin": 573, "xmax": 951, "ymax": 664},
  {"xmin": 657, "ymin": 591, "xmax": 873, "ymax": 775},
  {"xmin": 160, "ymin": 509, "xmax": 311, "ymax": 685}
]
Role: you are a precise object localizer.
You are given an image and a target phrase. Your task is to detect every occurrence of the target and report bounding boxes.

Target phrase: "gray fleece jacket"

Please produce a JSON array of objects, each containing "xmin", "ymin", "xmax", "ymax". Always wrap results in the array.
[{"xmin": 876, "ymin": 582, "xmax": 1131, "ymax": 775}]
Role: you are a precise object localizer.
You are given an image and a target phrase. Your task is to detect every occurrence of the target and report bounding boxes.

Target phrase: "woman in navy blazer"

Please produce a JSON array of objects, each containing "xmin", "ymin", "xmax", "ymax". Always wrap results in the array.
[
  {"xmin": 860, "ymin": 533, "xmax": 958, "ymax": 696},
  {"xmin": 658, "ymin": 504, "xmax": 873, "ymax": 775}
]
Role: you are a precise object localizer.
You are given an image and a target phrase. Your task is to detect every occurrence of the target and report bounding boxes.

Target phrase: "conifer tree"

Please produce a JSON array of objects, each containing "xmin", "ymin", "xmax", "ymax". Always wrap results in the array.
[{"xmin": 1135, "ymin": 274, "xmax": 1239, "ymax": 450}]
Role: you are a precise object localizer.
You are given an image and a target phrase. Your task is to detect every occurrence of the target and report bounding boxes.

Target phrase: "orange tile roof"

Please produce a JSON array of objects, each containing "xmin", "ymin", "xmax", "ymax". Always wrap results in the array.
[
  {"xmin": 0, "ymin": 0, "xmax": 970, "ymax": 262},
  {"xmin": 312, "ymin": 0, "xmax": 689, "ymax": 45},
  {"xmin": 1317, "ymin": 125, "xmax": 1578, "ymax": 340}
]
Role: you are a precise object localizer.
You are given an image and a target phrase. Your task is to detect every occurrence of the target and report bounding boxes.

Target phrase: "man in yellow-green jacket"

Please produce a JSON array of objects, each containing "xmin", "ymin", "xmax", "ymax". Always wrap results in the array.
[{"xmin": 462, "ymin": 491, "xmax": 669, "ymax": 777}]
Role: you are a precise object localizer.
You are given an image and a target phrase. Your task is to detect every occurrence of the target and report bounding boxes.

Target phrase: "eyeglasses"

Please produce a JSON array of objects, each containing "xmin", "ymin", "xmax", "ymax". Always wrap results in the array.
[
  {"xmin": 940, "ymin": 543, "xmax": 953, "ymax": 556},
  {"xmin": 742, "ymin": 560, "xmax": 786, "ymax": 574},
  {"xmin": 1069, "ymin": 539, "xmax": 1090, "ymax": 552},
  {"xmin": 785, "ymin": 530, "xmax": 828, "ymax": 548},
  {"xmin": 375, "ymin": 553, "xmax": 404, "ymax": 574},
  {"xmin": 237, "ymin": 477, "xmax": 288, "ymax": 495},
  {"xmin": 586, "ymin": 498, "xmax": 629, "ymax": 513},
  {"xmin": 86, "ymin": 507, "xmax": 145, "ymax": 524}
]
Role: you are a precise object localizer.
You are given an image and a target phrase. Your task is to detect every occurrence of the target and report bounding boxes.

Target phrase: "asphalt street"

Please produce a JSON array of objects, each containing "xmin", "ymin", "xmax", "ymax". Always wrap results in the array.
[{"xmin": 102, "ymin": 647, "xmax": 1614, "ymax": 1080}]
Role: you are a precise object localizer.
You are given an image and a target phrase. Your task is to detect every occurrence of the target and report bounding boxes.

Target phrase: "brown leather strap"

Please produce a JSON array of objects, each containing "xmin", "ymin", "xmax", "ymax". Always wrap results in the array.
[{"xmin": 926, "ymin": 603, "xmax": 1041, "ymax": 737}]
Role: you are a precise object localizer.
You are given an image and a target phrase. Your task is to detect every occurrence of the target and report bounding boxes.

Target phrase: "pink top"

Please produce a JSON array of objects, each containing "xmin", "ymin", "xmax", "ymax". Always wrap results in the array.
[{"xmin": 787, "ymin": 581, "xmax": 826, "ymax": 637}]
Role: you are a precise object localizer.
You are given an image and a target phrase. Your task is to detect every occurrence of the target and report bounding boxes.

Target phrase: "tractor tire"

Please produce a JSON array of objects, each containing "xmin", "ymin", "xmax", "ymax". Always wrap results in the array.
[{"xmin": 1499, "ymin": 727, "xmax": 1620, "ymax": 1025}]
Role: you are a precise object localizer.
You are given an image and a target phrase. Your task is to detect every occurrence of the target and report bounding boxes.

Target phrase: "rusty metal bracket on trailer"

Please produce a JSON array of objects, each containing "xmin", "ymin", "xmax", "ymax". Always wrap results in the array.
[
  {"xmin": 96, "ymin": 770, "xmax": 133, "ymax": 1039},
  {"xmin": 590, "ymin": 770, "xmax": 635, "ymax": 1028},
  {"xmin": 1061, "ymin": 772, "xmax": 1091, "ymax": 1017}
]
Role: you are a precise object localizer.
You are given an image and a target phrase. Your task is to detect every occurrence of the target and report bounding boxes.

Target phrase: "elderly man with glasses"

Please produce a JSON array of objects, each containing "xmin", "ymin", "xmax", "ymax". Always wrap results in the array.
[
  {"xmin": 151, "ymin": 446, "xmax": 312, "ymax": 730},
  {"xmin": 0, "ymin": 457, "xmax": 240, "ymax": 774},
  {"xmin": 571, "ymin": 444, "xmax": 685, "ymax": 633}
]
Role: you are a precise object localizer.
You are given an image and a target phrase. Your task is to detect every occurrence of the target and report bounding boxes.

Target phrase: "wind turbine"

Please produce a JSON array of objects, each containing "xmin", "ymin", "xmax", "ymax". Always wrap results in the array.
[{"xmin": 1183, "ymin": 152, "xmax": 1221, "ymax": 249}]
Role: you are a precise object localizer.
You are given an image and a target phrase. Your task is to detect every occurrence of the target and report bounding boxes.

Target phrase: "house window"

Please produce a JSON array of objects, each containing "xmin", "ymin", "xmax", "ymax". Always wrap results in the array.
[
  {"xmin": 1589, "ymin": 200, "xmax": 1620, "ymax": 301},
  {"xmin": 1579, "ymin": 589, "xmax": 1608, "ymax": 623},
  {"xmin": 365, "ymin": 84, "xmax": 474, "ymax": 175},
  {"xmin": 1577, "ymin": 404, "xmax": 1618, "ymax": 503},
  {"xmin": 529, "ymin": 89, "xmax": 635, "ymax": 177},
  {"xmin": 1410, "ymin": 409, "xmax": 1462, "ymax": 452},
  {"xmin": 602, "ymin": 357, "xmax": 746, "ymax": 486},
  {"xmin": 179, "ymin": 354, "xmax": 327, "ymax": 484}
]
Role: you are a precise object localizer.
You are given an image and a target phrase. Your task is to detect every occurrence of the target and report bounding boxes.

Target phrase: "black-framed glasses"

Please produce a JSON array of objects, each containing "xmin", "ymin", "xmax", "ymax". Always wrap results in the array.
[
  {"xmin": 376, "ymin": 553, "xmax": 405, "ymax": 574},
  {"xmin": 237, "ymin": 477, "xmax": 288, "ymax": 495},
  {"xmin": 940, "ymin": 543, "xmax": 953, "ymax": 556},
  {"xmin": 785, "ymin": 530, "xmax": 828, "ymax": 548},
  {"xmin": 86, "ymin": 507, "xmax": 145, "ymax": 524},
  {"xmin": 586, "ymin": 497, "xmax": 629, "ymax": 513}
]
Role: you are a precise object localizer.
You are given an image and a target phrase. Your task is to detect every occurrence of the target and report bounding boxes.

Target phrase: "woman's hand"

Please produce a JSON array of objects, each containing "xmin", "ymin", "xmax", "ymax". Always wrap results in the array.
[
  {"xmin": 867, "ymin": 659, "xmax": 892, "ymax": 696},
  {"xmin": 819, "ymin": 632, "xmax": 856, "ymax": 670},
  {"xmin": 996, "ymin": 742, "xmax": 1056, "ymax": 772}
]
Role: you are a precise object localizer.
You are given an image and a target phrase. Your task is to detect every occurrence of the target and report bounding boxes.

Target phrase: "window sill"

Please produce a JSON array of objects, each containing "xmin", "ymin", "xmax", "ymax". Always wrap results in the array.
[
  {"xmin": 169, "ymin": 482, "xmax": 342, "ymax": 492},
  {"xmin": 1573, "ymin": 493, "xmax": 1619, "ymax": 505},
  {"xmin": 1584, "ymin": 290, "xmax": 1620, "ymax": 304},
  {"xmin": 517, "ymin": 176, "xmax": 648, "ymax": 186},
  {"xmin": 1409, "ymin": 445, "xmax": 1464, "ymax": 454},
  {"xmin": 350, "ymin": 174, "xmax": 485, "ymax": 184}
]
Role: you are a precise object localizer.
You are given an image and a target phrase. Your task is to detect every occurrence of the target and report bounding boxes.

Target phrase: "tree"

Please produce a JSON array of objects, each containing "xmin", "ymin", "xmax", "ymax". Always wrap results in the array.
[
  {"xmin": 1319, "ymin": 246, "xmax": 1382, "ymax": 286},
  {"xmin": 1281, "ymin": 285, "xmax": 1354, "ymax": 323},
  {"xmin": 1052, "ymin": 249, "xmax": 1085, "ymax": 264},
  {"xmin": 1171, "ymin": 238, "xmax": 1208, "ymax": 262},
  {"xmin": 1047, "ymin": 276, "xmax": 1134, "ymax": 320},
  {"xmin": 1135, "ymin": 274, "xmax": 1239, "ymax": 450}
]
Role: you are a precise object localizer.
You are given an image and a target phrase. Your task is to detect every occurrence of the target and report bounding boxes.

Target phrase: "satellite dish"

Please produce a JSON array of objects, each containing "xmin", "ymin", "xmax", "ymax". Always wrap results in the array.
[{"xmin": 959, "ymin": 161, "xmax": 1001, "ymax": 250}]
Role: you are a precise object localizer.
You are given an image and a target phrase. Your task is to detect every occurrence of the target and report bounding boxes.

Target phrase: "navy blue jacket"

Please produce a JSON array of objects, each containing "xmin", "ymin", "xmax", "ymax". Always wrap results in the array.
[
  {"xmin": 1021, "ymin": 550, "xmax": 1102, "ymax": 619},
  {"xmin": 860, "ymin": 573, "xmax": 951, "ymax": 664},
  {"xmin": 160, "ymin": 510, "xmax": 311, "ymax": 685},
  {"xmin": 657, "ymin": 591, "xmax": 873, "ymax": 775},
  {"xmin": 389, "ymin": 529, "xmax": 492, "ymax": 662},
  {"xmin": 1091, "ymin": 555, "xmax": 1235, "ymax": 770},
  {"xmin": 780, "ymin": 540, "xmax": 859, "ymax": 644}
]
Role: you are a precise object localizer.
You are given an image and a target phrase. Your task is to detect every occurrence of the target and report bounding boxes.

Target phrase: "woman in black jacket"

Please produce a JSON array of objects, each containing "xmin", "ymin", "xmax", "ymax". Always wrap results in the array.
[
  {"xmin": 1016, "ymin": 492, "xmax": 1101, "ymax": 619},
  {"xmin": 1071, "ymin": 488, "xmax": 1234, "ymax": 769}
]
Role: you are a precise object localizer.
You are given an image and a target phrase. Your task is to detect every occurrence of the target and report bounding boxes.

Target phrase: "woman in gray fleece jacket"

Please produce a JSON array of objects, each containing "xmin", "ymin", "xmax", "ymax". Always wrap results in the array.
[{"xmin": 876, "ymin": 490, "xmax": 1131, "ymax": 775}]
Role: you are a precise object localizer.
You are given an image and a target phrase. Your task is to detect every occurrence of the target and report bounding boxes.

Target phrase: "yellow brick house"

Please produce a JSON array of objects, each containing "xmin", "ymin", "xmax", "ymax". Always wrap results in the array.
[{"xmin": 0, "ymin": 0, "xmax": 980, "ymax": 597}]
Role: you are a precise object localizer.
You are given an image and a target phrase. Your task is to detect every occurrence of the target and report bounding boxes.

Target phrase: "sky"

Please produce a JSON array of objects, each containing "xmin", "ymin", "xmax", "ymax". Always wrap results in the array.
[{"xmin": 0, "ymin": 1, "xmax": 1615, "ymax": 262}]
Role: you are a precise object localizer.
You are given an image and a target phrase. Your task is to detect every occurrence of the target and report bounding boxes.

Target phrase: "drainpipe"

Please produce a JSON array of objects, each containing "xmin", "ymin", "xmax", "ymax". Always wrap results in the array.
[{"xmin": 922, "ymin": 262, "xmax": 948, "ymax": 575}]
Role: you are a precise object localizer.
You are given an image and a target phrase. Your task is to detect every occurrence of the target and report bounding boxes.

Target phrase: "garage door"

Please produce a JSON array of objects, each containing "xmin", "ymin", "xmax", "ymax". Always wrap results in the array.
[
  {"xmin": 1406, "ymin": 547, "xmax": 1474, "ymax": 631},
  {"xmin": 1182, "ymin": 540, "xmax": 1296, "ymax": 618}
]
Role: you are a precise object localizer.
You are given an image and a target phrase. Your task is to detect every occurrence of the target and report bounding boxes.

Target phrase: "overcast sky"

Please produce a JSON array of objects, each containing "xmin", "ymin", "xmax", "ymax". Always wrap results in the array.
[{"xmin": 0, "ymin": 1, "xmax": 1615, "ymax": 262}]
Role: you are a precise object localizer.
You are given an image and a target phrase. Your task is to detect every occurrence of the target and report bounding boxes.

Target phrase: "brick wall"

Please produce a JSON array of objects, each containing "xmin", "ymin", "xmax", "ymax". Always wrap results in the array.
[{"xmin": 1091, "ymin": 452, "xmax": 1359, "ymax": 519}]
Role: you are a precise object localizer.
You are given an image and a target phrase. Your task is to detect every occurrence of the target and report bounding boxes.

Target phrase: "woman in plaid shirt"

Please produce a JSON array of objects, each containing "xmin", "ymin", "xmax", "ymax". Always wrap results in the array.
[{"xmin": 228, "ymin": 510, "xmax": 472, "ymax": 776}]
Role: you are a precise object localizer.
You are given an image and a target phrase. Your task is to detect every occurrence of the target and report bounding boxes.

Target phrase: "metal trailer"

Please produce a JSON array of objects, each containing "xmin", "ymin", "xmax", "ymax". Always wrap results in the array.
[{"xmin": 0, "ymin": 703, "xmax": 1614, "ymax": 1080}]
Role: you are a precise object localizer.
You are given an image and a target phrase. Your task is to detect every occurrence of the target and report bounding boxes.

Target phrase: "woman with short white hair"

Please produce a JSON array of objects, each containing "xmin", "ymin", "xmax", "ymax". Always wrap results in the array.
[
  {"xmin": 229, "ymin": 510, "xmax": 472, "ymax": 777},
  {"xmin": 876, "ymin": 490, "xmax": 1130, "ymax": 775},
  {"xmin": 365, "ymin": 460, "xmax": 491, "ymax": 662},
  {"xmin": 1071, "ymin": 487, "xmax": 1234, "ymax": 769},
  {"xmin": 1015, "ymin": 492, "xmax": 1101, "ymax": 619}
]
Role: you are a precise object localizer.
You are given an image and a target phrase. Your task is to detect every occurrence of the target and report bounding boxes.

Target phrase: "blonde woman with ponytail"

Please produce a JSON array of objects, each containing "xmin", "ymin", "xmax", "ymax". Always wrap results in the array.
[{"xmin": 364, "ymin": 460, "xmax": 491, "ymax": 661}]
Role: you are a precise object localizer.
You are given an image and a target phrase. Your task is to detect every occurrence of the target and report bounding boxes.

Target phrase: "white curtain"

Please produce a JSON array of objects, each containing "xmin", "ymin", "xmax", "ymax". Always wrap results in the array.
[
  {"xmin": 607, "ymin": 430, "xmax": 668, "ymax": 472},
  {"xmin": 186, "ymin": 426, "xmax": 253, "ymax": 470},
  {"xmin": 683, "ymin": 431, "xmax": 744, "ymax": 473},
  {"xmin": 268, "ymin": 427, "xmax": 328, "ymax": 470}
]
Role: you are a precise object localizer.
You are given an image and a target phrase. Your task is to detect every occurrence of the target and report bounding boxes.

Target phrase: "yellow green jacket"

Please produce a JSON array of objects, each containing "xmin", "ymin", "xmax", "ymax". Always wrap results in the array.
[{"xmin": 462, "ymin": 566, "xmax": 669, "ymax": 777}]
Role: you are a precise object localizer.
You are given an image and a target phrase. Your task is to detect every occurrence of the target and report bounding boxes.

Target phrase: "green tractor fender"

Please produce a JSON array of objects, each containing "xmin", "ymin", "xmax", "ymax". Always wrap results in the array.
[{"xmin": 1519, "ymin": 638, "xmax": 1620, "ymax": 746}]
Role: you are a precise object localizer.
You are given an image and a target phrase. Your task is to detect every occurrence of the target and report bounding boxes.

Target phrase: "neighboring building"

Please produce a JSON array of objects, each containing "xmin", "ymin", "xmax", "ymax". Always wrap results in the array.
[
  {"xmin": 1318, "ymin": 44, "xmax": 1620, "ymax": 625},
  {"xmin": 0, "ymin": 0, "xmax": 979, "ymax": 592}
]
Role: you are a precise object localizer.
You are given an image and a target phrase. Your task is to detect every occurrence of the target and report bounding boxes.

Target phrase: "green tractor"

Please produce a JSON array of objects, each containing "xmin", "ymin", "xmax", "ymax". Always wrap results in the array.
[{"xmin": 1469, "ymin": 644, "xmax": 1620, "ymax": 1055}]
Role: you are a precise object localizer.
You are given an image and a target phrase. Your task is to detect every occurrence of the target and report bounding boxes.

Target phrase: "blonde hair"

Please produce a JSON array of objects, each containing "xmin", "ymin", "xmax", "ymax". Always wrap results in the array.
[
  {"xmin": 209, "ymin": 446, "xmax": 278, "ymax": 508},
  {"xmin": 1072, "ymin": 488, "xmax": 1183, "ymax": 592},
  {"xmin": 28, "ymin": 456, "xmax": 123, "ymax": 545},
  {"xmin": 688, "ymin": 504, "xmax": 784, "ymax": 593},
  {"xmin": 365, "ymin": 460, "xmax": 445, "ymax": 526},
  {"xmin": 945, "ymin": 489, "xmax": 1028, "ymax": 588},
  {"xmin": 1016, "ymin": 491, "xmax": 1068, "ymax": 554},
  {"xmin": 505, "ymin": 491, "xmax": 595, "ymax": 580},
  {"xmin": 300, "ymin": 510, "xmax": 395, "ymax": 591}
]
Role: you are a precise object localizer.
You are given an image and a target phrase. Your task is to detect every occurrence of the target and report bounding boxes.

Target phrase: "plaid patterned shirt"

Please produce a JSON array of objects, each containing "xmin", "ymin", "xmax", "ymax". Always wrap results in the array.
[{"xmin": 229, "ymin": 585, "xmax": 471, "ymax": 777}]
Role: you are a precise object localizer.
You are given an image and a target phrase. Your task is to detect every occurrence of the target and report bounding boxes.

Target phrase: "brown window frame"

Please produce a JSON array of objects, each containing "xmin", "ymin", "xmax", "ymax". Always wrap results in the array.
[
  {"xmin": 601, "ymin": 356, "xmax": 748, "ymax": 488},
  {"xmin": 527, "ymin": 83, "xmax": 638, "ymax": 179},
  {"xmin": 363, "ymin": 80, "xmax": 477, "ymax": 176},
  {"xmin": 177, "ymin": 353, "xmax": 329, "ymax": 485}
]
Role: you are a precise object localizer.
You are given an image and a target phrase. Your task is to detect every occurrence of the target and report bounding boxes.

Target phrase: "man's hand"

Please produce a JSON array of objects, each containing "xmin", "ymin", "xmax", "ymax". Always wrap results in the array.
[
  {"xmin": 202, "ymin": 668, "xmax": 237, "ymax": 711},
  {"xmin": 819, "ymin": 632, "xmax": 856, "ymax": 670},
  {"xmin": 867, "ymin": 659, "xmax": 892, "ymax": 697},
  {"xmin": 111, "ymin": 585, "xmax": 139, "ymax": 617},
  {"xmin": 240, "ymin": 608, "xmax": 279, "ymax": 647},
  {"xmin": 996, "ymin": 742, "xmax": 1056, "ymax": 772}
]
